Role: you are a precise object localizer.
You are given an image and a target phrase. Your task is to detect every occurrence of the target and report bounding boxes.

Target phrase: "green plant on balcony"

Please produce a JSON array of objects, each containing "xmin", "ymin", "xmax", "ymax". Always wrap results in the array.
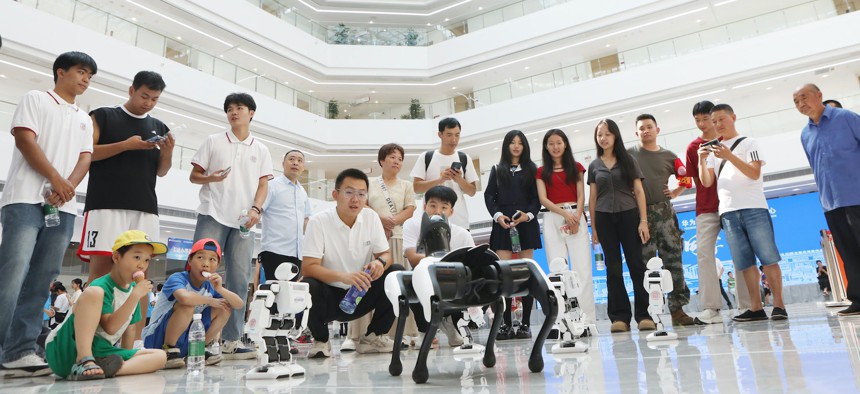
[
  {"xmin": 328, "ymin": 100, "xmax": 339, "ymax": 119},
  {"xmin": 405, "ymin": 29, "xmax": 419, "ymax": 46},
  {"xmin": 333, "ymin": 23, "xmax": 350, "ymax": 45},
  {"xmin": 409, "ymin": 99, "xmax": 423, "ymax": 119}
]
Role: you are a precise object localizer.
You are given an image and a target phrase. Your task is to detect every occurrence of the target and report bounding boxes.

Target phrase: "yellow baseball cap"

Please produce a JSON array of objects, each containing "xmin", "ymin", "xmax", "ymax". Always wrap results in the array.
[{"xmin": 111, "ymin": 230, "xmax": 168, "ymax": 255}]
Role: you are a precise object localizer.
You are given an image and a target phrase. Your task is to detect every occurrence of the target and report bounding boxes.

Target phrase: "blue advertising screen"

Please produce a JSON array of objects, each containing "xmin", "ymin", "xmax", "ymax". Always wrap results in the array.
[
  {"xmin": 166, "ymin": 237, "xmax": 194, "ymax": 261},
  {"xmin": 532, "ymin": 192, "xmax": 828, "ymax": 304}
]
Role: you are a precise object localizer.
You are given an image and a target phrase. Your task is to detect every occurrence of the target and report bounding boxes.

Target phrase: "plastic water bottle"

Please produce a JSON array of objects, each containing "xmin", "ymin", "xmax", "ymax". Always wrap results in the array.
[
  {"xmin": 185, "ymin": 370, "xmax": 204, "ymax": 393},
  {"xmin": 42, "ymin": 185, "xmax": 60, "ymax": 228},
  {"xmin": 187, "ymin": 313, "xmax": 205, "ymax": 373},
  {"xmin": 510, "ymin": 226, "xmax": 521, "ymax": 254},
  {"xmin": 339, "ymin": 269, "xmax": 371, "ymax": 314},
  {"xmin": 594, "ymin": 243, "xmax": 605, "ymax": 271},
  {"xmin": 239, "ymin": 209, "xmax": 250, "ymax": 239}
]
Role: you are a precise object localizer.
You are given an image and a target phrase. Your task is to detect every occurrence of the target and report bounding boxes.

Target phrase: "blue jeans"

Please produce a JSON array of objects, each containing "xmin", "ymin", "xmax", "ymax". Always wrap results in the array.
[
  {"xmin": 193, "ymin": 214, "xmax": 253, "ymax": 341},
  {"xmin": 720, "ymin": 208, "xmax": 781, "ymax": 272},
  {"xmin": 0, "ymin": 203, "xmax": 74, "ymax": 362}
]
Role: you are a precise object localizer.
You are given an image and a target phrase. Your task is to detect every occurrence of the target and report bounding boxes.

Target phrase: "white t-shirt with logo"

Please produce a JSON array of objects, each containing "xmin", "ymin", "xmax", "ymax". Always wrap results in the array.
[
  {"xmin": 707, "ymin": 135, "xmax": 768, "ymax": 214},
  {"xmin": 409, "ymin": 150, "xmax": 479, "ymax": 229},
  {"xmin": 2, "ymin": 90, "xmax": 94, "ymax": 215},
  {"xmin": 302, "ymin": 207, "xmax": 390, "ymax": 289}
]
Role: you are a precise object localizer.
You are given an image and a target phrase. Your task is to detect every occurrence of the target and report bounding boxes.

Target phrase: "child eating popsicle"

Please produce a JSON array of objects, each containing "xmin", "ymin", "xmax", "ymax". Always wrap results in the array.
[
  {"xmin": 45, "ymin": 230, "xmax": 168, "ymax": 380},
  {"xmin": 142, "ymin": 238, "xmax": 244, "ymax": 368}
]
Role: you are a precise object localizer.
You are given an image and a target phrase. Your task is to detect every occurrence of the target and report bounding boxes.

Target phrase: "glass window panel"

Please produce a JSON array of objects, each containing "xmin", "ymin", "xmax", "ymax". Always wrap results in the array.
[
  {"xmin": 165, "ymin": 39, "xmax": 191, "ymax": 67},
  {"xmin": 37, "ymin": 0, "xmax": 74, "ymax": 20},
  {"xmin": 473, "ymin": 89, "xmax": 492, "ymax": 105},
  {"xmin": 466, "ymin": 16, "xmax": 484, "ymax": 33},
  {"xmin": 489, "ymin": 84, "xmax": 511, "ymax": 103},
  {"xmin": 213, "ymin": 58, "xmax": 236, "ymax": 82},
  {"xmin": 191, "ymin": 52, "xmax": 214, "ymax": 75},
  {"xmin": 276, "ymin": 83, "xmax": 295, "ymax": 105},
  {"xmin": 106, "ymin": 16, "xmax": 137, "ymax": 46},
  {"xmin": 531, "ymin": 72, "xmax": 554, "ymax": 94},
  {"xmin": 753, "ymin": 11, "xmax": 787, "ymax": 35},
  {"xmin": 511, "ymin": 78, "xmax": 532, "ymax": 99},
  {"xmin": 522, "ymin": 0, "xmax": 544, "ymax": 14},
  {"xmin": 672, "ymin": 34, "xmax": 702, "ymax": 56},
  {"xmin": 698, "ymin": 27, "xmax": 729, "ymax": 50},
  {"xmin": 552, "ymin": 69, "xmax": 565, "ymax": 88},
  {"xmin": 784, "ymin": 3, "xmax": 821, "ymax": 27},
  {"xmin": 136, "ymin": 28, "xmax": 165, "ymax": 57},
  {"xmin": 73, "ymin": 3, "xmax": 108, "ymax": 34},
  {"xmin": 647, "ymin": 40, "xmax": 676, "ymax": 63},
  {"xmin": 619, "ymin": 47, "xmax": 650, "ymax": 69},
  {"xmin": 483, "ymin": 9, "xmax": 504, "ymax": 29},
  {"xmin": 295, "ymin": 16, "xmax": 313, "ymax": 35},
  {"xmin": 236, "ymin": 68, "xmax": 257, "ymax": 91},
  {"xmin": 502, "ymin": 4, "xmax": 524, "ymax": 21},
  {"xmin": 257, "ymin": 77, "xmax": 276, "ymax": 98},
  {"xmin": 725, "ymin": 19, "xmax": 757, "ymax": 42}
]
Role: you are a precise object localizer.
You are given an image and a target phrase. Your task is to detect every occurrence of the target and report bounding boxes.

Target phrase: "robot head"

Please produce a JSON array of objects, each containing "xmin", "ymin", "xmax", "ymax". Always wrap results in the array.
[
  {"xmin": 646, "ymin": 257, "xmax": 664, "ymax": 271},
  {"xmin": 274, "ymin": 263, "xmax": 301, "ymax": 281},
  {"xmin": 549, "ymin": 257, "xmax": 569, "ymax": 274},
  {"xmin": 417, "ymin": 213, "xmax": 451, "ymax": 257}
]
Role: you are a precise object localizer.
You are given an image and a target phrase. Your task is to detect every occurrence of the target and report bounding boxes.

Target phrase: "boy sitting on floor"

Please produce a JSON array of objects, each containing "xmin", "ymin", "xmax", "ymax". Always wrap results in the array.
[
  {"xmin": 45, "ymin": 230, "xmax": 167, "ymax": 380},
  {"xmin": 142, "ymin": 238, "xmax": 244, "ymax": 368}
]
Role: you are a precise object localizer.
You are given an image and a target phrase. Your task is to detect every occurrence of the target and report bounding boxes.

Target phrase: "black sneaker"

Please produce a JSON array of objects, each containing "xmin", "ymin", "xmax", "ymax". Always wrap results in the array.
[
  {"xmin": 205, "ymin": 351, "xmax": 223, "ymax": 366},
  {"xmin": 496, "ymin": 324, "xmax": 512, "ymax": 340},
  {"xmin": 771, "ymin": 307, "xmax": 788, "ymax": 321},
  {"xmin": 732, "ymin": 309, "xmax": 768, "ymax": 322},
  {"xmin": 163, "ymin": 347, "xmax": 185, "ymax": 369},
  {"xmin": 838, "ymin": 303, "xmax": 860, "ymax": 317},
  {"xmin": 514, "ymin": 324, "xmax": 532, "ymax": 339}
]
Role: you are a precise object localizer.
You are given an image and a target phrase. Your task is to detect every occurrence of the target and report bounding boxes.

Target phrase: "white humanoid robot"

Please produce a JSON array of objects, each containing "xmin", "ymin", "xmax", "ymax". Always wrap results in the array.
[
  {"xmin": 453, "ymin": 306, "xmax": 487, "ymax": 356},
  {"xmin": 547, "ymin": 258, "xmax": 588, "ymax": 354},
  {"xmin": 245, "ymin": 263, "xmax": 311, "ymax": 379},
  {"xmin": 644, "ymin": 256, "xmax": 678, "ymax": 342}
]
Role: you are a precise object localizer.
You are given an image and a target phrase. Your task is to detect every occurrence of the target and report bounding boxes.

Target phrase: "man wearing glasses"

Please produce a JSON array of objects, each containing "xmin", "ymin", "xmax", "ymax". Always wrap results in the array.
[{"xmin": 302, "ymin": 168, "xmax": 402, "ymax": 358}]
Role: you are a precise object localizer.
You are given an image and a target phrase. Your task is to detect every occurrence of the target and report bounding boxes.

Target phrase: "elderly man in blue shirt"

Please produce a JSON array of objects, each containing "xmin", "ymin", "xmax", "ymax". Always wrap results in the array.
[
  {"xmin": 794, "ymin": 83, "xmax": 860, "ymax": 316},
  {"xmin": 258, "ymin": 150, "xmax": 313, "ymax": 282}
]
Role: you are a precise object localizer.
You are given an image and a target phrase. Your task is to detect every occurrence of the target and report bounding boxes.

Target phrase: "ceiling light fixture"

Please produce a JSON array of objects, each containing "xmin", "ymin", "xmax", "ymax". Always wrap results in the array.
[
  {"xmin": 125, "ymin": 0, "xmax": 233, "ymax": 47},
  {"xmin": 713, "ymin": 0, "xmax": 739, "ymax": 6},
  {"xmin": 295, "ymin": 0, "xmax": 473, "ymax": 16}
]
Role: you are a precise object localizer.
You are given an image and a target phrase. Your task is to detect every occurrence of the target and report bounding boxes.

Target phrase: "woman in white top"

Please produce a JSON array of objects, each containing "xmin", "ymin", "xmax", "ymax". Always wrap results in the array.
[
  {"xmin": 343, "ymin": 143, "xmax": 418, "ymax": 351},
  {"xmin": 50, "ymin": 282, "xmax": 70, "ymax": 329}
]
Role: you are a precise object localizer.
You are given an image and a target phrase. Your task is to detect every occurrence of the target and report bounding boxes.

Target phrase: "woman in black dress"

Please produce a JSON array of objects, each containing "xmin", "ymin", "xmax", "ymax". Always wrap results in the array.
[{"xmin": 484, "ymin": 130, "xmax": 542, "ymax": 339}]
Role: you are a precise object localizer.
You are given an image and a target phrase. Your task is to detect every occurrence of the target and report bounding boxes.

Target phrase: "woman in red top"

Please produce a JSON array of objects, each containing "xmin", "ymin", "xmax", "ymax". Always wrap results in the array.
[{"xmin": 536, "ymin": 129, "xmax": 596, "ymax": 335}]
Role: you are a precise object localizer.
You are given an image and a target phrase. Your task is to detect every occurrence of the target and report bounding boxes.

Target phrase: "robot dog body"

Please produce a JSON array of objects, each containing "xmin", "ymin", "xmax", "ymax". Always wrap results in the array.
[{"xmin": 385, "ymin": 214, "xmax": 560, "ymax": 383}]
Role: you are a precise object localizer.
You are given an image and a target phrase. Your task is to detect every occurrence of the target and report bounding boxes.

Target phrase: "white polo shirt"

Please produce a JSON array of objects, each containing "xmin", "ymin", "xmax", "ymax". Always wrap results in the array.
[
  {"xmin": 261, "ymin": 175, "xmax": 312, "ymax": 257},
  {"xmin": 191, "ymin": 130, "xmax": 274, "ymax": 228},
  {"xmin": 402, "ymin": 215, "xmax": 476, "ymax": 254},
  {"xmin": 303, "ymin": 207, "xmax": 390, "ymax": 289},
  {"xmin": 409, "ymin": 150, "xmax": 478, "ymax": 229},
  {"xmin": 2, "ymin": 90, "xmax": 93, "ymax": 215},
  {"xmin": 706, "ymin": 136, "xmax": 767, "ymax": 214}
]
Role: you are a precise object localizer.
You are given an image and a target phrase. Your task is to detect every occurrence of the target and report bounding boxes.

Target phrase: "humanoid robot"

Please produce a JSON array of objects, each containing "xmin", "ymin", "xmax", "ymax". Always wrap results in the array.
[
  {"xmin": 245, "ymin": 263, "xmax": 311, "ymax": 379},
  {"xmin": 643, "ymin": 256, "xmax": 678, "ymax": 342},
  {"xmin": 547, "ymin": 257, "xmax": 589, "ymax": 354},
  {"xmin": 385, "ymin": 213, "xmax": 560, "ymax": 383}
]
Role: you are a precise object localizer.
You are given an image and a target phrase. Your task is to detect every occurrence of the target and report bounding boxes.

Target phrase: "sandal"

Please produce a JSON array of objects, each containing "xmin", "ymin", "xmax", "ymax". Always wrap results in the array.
[
  {"xmin": 69, "ymin": 356, "xmax": 105, "ymax": 381},
  {"xmin": 94, "ymin": 354, "xmax": 123, "ymax": 378}
]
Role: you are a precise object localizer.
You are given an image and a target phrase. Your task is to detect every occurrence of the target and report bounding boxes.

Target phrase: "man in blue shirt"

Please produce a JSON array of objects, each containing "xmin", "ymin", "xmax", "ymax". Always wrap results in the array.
[
  {"xmin": 259, "ymin": 150, "xmax": 312, "ymax": 281},
  {"xmin": 793, "ymin": 83, "xmax": 860, "ymax": 316}
]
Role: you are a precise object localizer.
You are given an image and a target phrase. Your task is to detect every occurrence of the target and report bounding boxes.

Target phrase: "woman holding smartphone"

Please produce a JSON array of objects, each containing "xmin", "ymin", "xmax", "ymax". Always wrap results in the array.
[
  {"xmin": 535, "ymin": 128, "xmax": 596, "ymax": 336},
  {"xmin": 588, "ymin": 119, "xmax": 652, "ymax": 333},
  {"xmin": 484, "ymin": 130, "xmax": 541, "ymax": 340}
]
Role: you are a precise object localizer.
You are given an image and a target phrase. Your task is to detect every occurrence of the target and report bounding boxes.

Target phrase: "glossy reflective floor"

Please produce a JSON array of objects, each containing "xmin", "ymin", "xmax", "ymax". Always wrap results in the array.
[{"xmin": 3, "ymin": 302, "xmax": 859, "ymax": 393}]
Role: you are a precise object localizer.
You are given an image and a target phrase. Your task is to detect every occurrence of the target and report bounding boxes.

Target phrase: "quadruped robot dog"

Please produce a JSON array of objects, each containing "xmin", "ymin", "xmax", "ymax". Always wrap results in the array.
[{"xmin": 385, "ymin": 213, "xmax": 560, "ymax": 383}]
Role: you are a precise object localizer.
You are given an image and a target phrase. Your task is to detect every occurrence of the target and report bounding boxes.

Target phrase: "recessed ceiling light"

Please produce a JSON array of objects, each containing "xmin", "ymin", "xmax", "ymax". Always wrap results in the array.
[
  {"xmin": 524, "ymin": 66, "xmax": 530, "ymax": 70},
  {"xmin": 253, "ymin": 68, "xmax": 257, "ymax": 71},
  {"xmin": 533, "ymin": 138, "xmax": 537, "ymax": 141},
  {"xmin": 574, "ymin": 129, "xmax": 580, "ymax": 133},
  {"xmin": 131, "ymin": 17, "xmax": 137, "ymax": 21},
  {"xmin": 426, "ymin": 23, "xmax": 432, "ymax": 26},
  {"xmin": 478, "ymin": 6, "xmax": 483, "ymax": 10},
  {"xmin": 493, "ymin": 147, "xmax": 499, "ymax": 150},
  {"xmin": 308, "ymin": 90, "xmax": 314, "ymax": 92},
  {"xmin": 0, "ymin": 74, "xmax": 6, "ymax": 78},
  {"xmin": 605, "ymin": 44, "xmax": 611, "ymax": 47},
  {"xmin": 821, "ymin": 74, "xmax": 829, "ymax": 78},
  {"xmin": 766, "ymin": 86, "xmax": 773, "ymax": 90},
  {"xmin": 284, "ymin": 81, "xmax": 289, "ymax": 84},
  {"xmin": 219, "ymin": 54, "xmax": 224, "ymax": 58},
  {"xmin": 343, "ymin": 109, "xmax": 348, "ymax": 112},
  {"xmin": 374, "ymin": 100, "xmax": 378, "ymax": 103},
  {"xmin": 176, "ymin": 36, "xmax": 182, "ymax": 40},
  {"xmin": 664, "ymin": 109, "xmax": 671, "ymax": 112},
  {"xmin": 371, "ymin": 90, "xmax": 376, "ymax": 93},
  {"xmin": 452, "ymin": 86, "xmax": 457, "ymax": 89},
  {"xmin": 445, "ymin": 18, "xmax": 449, "ymax": 21},
  {"xmin": 369, "ymin": 20, "xmax": 374, "ymax": 24},
  {"xmin": 696, "ymin": 19, "xmax": 702, "ymax": 22}
]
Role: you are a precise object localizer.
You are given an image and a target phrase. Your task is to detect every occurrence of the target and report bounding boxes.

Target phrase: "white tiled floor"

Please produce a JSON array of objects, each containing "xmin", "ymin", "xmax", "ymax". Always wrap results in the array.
[{"xmin": 3, "ymin": 302, "xmax": 860, "ymax": 393}]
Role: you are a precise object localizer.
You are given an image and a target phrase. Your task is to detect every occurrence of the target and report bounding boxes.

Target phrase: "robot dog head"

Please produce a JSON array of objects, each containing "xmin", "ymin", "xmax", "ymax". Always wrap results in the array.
[{"xmin": 417, "ymin": 213, "xmax": 451, "ymax": 257}]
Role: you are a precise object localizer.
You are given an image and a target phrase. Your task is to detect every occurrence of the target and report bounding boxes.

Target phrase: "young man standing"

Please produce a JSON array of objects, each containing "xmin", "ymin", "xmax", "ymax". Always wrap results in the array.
[
  {"xmin": 793, "ymin": 84, "xmax": 860, "ymax": 316},
  {"xmin": 628, "ymin": 114, "xmax": 695, "ymax": 326},
  {"xmin": 190, "ymin": 93, "xmax": 273, "ymax": 359},
  {"xmin": 302, "ymin": 169, "xmax": 402, "ymax": 358},
  {"xmin": 0, "ymin": 51, "xmax": 97, "ymax": 377},
  {"xmin": 686, "ymin": 100, "xmax": 751, "ymax": 324},
  {"xmin": 259, "ymin": 150, "xmax": 312, "ymax": 280},
  {"xmin": 410, "ymin": 118, "xmax": 479, "ymax": 230},
  {"xmin": 77, "ymin": 71, "xmax": 174, "ymax": 348},
  {"xmin": 698, "ymin": 104, "xmax": 787, "ymax": 322}
]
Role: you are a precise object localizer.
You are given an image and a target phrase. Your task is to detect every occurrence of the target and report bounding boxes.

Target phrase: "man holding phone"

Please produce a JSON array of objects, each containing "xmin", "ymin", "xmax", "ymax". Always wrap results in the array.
[{"xmin": 410, "ymin": 118, "xmax": 479, "ymax": 230}]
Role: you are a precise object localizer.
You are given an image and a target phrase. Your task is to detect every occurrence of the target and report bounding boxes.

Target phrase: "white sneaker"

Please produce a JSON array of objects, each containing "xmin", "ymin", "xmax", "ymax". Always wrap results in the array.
[
  {"xmin": 357, "ymin": 333, "xmax": 395, "ymax": 354},
  {"xmin": 440, "ymin": 317, "xmax": 464, "ymax": 347},
  {"xmin": 1, "ymin": 354, "xmax": 52, "ymax": 377},
  {"xmin": 308, "ymin": 340, "xmax": 331, "ymax": 358},
  {"xmin": 221, "ymin": 340, "xmax": 256, "ymax": 360},
  {"xmin": 695, "ymin": 309, "xmax": 723, "ymax": 325},
  {"xmin": 340, "ymin": 338, "xmax": 356, "ymax": 352}
]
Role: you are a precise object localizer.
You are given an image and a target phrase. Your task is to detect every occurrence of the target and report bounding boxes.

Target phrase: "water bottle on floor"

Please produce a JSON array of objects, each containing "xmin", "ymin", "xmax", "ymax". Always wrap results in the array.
[
  {"xmin": 187, "ymin": 313, "xmax": 205, "ymax": 373},
  {"xmin": 42, "ymin": 185, "xmax": 60, "ymax": 228},
  {"xmin": 339, "ymin": 269, "xmax": 371, "ymax": 314}
]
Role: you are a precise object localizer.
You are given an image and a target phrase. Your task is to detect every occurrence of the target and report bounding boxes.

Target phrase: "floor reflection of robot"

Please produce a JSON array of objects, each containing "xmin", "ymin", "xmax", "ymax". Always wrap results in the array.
[
  {"xmin": 245, "ymin": 263, "xmax": 311, "ymax": 380},
  {"xmin": 552, "ymin": 354, "xmax": 590, "ymax": 394},
  {"xmin": 385, "ymin": 214, "xmax": 560, "ymax": 383},
  {"xmin": 644, "ymin": 257, "xmax": 678, "ymax": 342},
  {"xmin": 548, "ymin": 257, "xmax": 589, "ymax": 354}
]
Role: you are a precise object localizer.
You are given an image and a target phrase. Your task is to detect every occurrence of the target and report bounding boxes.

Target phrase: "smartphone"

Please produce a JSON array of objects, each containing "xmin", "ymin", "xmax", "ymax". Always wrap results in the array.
[
  {"xmin": 450, "ymin": 161, "xmax": 462, "ymax": 171},
  {"xmin": 220, "ymin": 166, "xmax": 232, "ymax": 176},
  {"xmin": 145, "ymin": 135, "xmax": 164, "ymax": 143},
  {"xmin": 512, "ymin": 211, "xmax": 523, "ymax": 221},
  {"xmin": 701, "ymin": 138, "xmax": 721, "ymax": 148}
]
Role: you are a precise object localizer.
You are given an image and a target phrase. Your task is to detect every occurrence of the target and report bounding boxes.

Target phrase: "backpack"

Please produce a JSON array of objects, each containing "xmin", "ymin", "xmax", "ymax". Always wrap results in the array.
[{"xmin": 424, "ymin": 150, "xmax": 468, "ymax": 177}]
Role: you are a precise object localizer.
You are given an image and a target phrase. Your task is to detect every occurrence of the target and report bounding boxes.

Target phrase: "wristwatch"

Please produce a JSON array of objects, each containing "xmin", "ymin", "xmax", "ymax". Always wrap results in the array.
[{"xmin": 375, "ymin": 256, "xmax": 387, "ymax": 266}]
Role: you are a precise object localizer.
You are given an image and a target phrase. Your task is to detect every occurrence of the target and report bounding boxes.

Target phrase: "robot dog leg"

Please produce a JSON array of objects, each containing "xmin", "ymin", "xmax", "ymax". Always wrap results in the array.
[
  {"xmin": 547, "ymin": 258, "xmax": 588, "ymax": 354},
  {"xmin": 245, "ymin": 263, "xmax": 311, "ymax": 379},
  {"xmin": 644, "ymin": 256, "xmax": 678, "ymax": 342}
]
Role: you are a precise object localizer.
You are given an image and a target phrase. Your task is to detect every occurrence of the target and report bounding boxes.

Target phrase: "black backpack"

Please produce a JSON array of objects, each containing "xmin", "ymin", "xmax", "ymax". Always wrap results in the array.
[{"xmin": 424, "ymin": 150, "xmax": 468, "ymax": 177}]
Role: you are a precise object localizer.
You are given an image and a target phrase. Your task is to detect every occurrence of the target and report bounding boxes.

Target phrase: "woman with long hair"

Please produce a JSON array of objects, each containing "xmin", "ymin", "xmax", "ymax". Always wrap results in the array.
[
  {"xmin": 485, "ymin": 130, "xmax": 542, "ymax": 339},
  {"xmin": 587, "ymin": 119, "xmax": 652, "ymax": 333},
  {"xmin": 536, "ymin": 128, "xmax": 596, "ymax": 336}
]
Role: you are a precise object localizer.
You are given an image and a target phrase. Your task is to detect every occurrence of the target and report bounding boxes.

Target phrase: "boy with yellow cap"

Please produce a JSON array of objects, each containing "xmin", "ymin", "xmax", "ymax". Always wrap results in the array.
[{"xmin": 45, "ymin": 230, "xmax": 167, "ymax": 380}]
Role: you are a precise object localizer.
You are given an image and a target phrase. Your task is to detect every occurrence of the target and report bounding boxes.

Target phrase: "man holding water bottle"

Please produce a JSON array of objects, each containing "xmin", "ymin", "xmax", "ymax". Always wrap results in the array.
[{"xmin": 302, "ymin": 169, "xmax": 401, "ymax": 358}]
